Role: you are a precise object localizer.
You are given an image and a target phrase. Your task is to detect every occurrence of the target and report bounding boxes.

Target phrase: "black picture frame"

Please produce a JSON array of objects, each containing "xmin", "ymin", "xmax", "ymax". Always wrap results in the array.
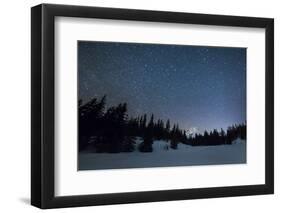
[{"xmin": 31, "ymin": 3, "xmax": 274, "ymax": 209}]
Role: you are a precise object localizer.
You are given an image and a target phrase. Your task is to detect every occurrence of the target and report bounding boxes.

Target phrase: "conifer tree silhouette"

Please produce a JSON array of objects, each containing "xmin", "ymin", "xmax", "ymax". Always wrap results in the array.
[{"xmin": 79, "ymin": 94, "xmax": 246, "ymax": 153}]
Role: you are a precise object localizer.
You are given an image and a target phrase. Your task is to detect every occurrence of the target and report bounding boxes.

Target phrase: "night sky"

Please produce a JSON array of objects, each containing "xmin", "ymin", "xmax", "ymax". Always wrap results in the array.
[{"xmin": 78, "ymin": 41, "xmax": 246, "ymax": 133}]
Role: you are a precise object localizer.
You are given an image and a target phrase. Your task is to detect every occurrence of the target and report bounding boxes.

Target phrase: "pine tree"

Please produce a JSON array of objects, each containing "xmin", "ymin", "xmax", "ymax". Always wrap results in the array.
[
  {"xmin": 139, "ymin": 114, "xmax": 154, "ymax": 152},
  {"xmin": 78, "ymin": 96, "xmax": 106, "ymax": 151},
  {"xmin": 220, "ymin": 128, "xmax": 226, "ymax": 144},
  {"xmin": 98, "ymin": 103, "xmax": 131, "ymax": 153},
  {"xmin": 148, "ymin": 114, "xmax": 154, "ymax": 128},
  {"xmin": 165, "ymin": 119, "xmax": 170, "ymax": 132},
  {"xmin": 165, "ymin": 119, "xmax": 171, "ymax": 141},
  {"xmin": 170, "ymin": 124, "xmax": 178, "ymax": 149}
]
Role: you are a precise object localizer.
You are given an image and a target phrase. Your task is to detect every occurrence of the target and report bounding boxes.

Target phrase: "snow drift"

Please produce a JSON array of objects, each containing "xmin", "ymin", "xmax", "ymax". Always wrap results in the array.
[{"xmin": 79, "ymin": 138, "xmax": 246, "ymax": 170}]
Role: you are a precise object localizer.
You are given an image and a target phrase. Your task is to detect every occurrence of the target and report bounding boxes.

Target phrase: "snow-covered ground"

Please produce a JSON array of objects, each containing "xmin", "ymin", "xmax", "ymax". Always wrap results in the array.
[{"xmin": 78, "ymin": 138, "xmax": 246, "ymax": 170}]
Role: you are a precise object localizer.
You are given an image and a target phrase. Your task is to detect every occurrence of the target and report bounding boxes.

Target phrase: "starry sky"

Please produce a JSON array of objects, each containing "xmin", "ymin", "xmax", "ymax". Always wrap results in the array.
[{"xmin": 78, "ymin": 41, "xmax": 246, "ymax": 133}]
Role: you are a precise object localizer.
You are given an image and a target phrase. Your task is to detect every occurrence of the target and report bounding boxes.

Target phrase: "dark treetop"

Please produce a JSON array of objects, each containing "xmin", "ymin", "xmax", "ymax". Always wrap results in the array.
[{"xmin": 78, "ymin": 41, "xmax": 246, "ymax": 133}]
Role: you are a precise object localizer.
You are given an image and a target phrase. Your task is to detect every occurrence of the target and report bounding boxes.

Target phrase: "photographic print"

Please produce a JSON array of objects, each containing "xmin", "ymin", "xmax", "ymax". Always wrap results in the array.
[
  {"xmin": 78, "ymin": 41, "xmax": 246, "ymax": 170},
  {"xmin": 31, "ymin": 4, "xmax": 274, "ymax": 208}
]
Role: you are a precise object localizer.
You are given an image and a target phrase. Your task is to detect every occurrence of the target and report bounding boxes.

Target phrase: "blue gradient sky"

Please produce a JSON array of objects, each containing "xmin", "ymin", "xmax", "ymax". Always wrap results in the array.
[{"xmin": 78, "ymin": 41, "xmax": 246, "ymax": 133}]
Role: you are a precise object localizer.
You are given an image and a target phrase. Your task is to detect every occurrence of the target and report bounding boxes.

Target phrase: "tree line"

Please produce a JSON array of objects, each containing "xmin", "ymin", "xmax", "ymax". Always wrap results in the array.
[
  {"xmin": 187, "ymin": 124, "xmax": 246, "ymax": 146},
  {"xmin": 79, "ymin": 96, "xmax": 246, "ymax": 153}
]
